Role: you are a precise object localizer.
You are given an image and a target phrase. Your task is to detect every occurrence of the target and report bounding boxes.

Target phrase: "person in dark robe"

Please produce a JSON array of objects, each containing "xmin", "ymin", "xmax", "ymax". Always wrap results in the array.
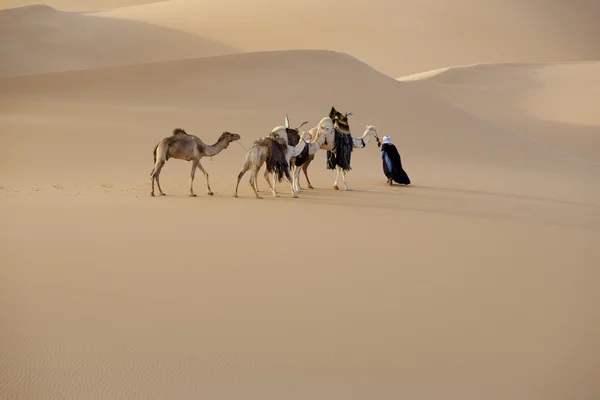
[{"xmin": 381, "ymin": 136, "xmax": 411, "ymax": 185}]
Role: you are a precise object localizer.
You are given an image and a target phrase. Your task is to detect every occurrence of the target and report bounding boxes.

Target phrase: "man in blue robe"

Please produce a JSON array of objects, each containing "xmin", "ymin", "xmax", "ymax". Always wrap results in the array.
[{"xmin": 381, "ymin": 136, "xmax": 411, "ymax": 185}]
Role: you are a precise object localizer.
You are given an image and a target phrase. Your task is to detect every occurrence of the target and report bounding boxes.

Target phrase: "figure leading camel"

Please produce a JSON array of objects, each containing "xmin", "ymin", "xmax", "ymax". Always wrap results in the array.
[{"xmin": 150, "ymin": 128, "xmax": 240, "ymax": 197}]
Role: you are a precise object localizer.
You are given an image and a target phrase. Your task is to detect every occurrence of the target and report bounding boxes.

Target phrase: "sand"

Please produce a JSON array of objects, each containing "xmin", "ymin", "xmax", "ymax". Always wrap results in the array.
[
  {"xmin": 397, "ymin": 61, "xmax": 600, "ymax": 163},
  {"xmin": 1, "ymin": 1, "xmax": 599, "ymax": 400}
]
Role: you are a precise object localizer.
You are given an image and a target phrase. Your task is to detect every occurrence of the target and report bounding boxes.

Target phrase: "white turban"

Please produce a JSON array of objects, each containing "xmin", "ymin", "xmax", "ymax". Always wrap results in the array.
[{"xmin": 383, "ymin": 136, "xmax": 392, "ymax": 145}]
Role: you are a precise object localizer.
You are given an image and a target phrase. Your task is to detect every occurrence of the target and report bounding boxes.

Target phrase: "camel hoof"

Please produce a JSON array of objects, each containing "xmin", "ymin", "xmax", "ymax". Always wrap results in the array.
[
  {"xmin": 345, "ymin": 188, "xmax": 352, "ymax": 191},
  {"xmin": 308, "ymin": 185, "xmax": 314, "ymax": 189},
  {"xmin": 160, "ymin": 193, "xmax": 166, "ymax": 196},
  {"xmin": 150, "ymin": 193, "xmax": 155, "ymax": 197},
  {"xmin": 257, "ymin": 196, "xmax": 263, "ymax": 200},
  {"xmin": 333, "ymin": 185, "xmax": 339, "ymax": 190},
  {"xmin": 233, "ymin": 193, "xmax": 238, "ymax": 198},
  {"xmin": 190, "ymin": 194, "xmax": 197, "ymax": 197},
  {"xmin": 207, "ymin": 192, "xmax": 214, "ymax": 196}
]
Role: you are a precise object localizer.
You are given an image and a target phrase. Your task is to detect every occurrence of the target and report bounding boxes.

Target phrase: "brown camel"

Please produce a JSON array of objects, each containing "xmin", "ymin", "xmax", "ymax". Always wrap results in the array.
[{"xmin": 150, "ymin": 128, "xmax": 240, "ymax": 197}]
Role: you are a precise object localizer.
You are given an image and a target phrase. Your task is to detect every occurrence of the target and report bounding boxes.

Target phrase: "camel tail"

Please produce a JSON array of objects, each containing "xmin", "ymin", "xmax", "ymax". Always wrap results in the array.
[{"xmin": 152, "ymin": 143, "xmax": 159, "ymax": 164}]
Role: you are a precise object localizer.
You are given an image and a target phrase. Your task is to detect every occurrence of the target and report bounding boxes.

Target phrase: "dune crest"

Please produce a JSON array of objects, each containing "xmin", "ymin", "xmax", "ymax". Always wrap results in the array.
[
  {"xmin": 0, "ymin": 4, "xmax": 238, "ymax": 77},
  {"xmin": 92, "ymin": 0, "xmax": 600, "ymax": 76},
  {"xmin": 398, "ymin": 61, "xmax": 600, "ymax": 162},
  {"xmin": 0, "ymin": 0, "xmax": 163, "ymax": 11}
]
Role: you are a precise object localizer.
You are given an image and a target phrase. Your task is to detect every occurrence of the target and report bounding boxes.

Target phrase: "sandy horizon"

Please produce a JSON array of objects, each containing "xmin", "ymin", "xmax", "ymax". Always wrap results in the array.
[{"xmin": 1, "ymin": 2, "xmax": 599, "ymax": 399}]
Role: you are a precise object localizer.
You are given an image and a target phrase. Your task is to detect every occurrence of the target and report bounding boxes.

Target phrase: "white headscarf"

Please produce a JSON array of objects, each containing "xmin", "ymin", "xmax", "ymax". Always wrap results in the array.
[{"xmin": 383, "ymin": 135, "xmax": 392, "ymax": 145}]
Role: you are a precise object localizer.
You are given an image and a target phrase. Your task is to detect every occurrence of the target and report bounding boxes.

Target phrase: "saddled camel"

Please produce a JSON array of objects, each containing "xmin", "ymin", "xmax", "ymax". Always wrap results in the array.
[
  {"xmin": 259, "ymin": 116, "xmax": 335, "ymax": 194},
  {"xmin": 233, "ymin": 126, "xmax": 316, "ymax": 199},
  {"xmin": 150, "ymin": 128, "xmax": 240, "ymax": 197},
  {"xmin": 298, "ymin": 107, "xmax": 381, "ymax": 191}
]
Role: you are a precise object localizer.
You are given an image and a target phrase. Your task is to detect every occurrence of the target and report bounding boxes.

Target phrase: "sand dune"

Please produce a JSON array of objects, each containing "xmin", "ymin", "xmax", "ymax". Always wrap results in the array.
[
  {"xmin": 0, "ymin": 4, "xmax": 237, "ymax": 77},
  {"xmin": 398, "ymin": 61, "xmax": 600, "ymax": 162},
  {"xmin": 2, "ymin": 50, "xmax": 598, "ymax": 201},
  {"xmin": 92, "ymin": 0, "xmax": 600, "ymax": 76},
  {"xmin": 2, "ymin": 0, "xmax": 600, "ymax": 398},
  {"xmin": 2, "ymin": 51, "xmax": 599, "ymax": 400}
]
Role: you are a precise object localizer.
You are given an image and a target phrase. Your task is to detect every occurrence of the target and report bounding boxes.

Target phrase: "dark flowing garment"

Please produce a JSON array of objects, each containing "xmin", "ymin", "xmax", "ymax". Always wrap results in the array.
[
  {"xmin": 261, "ymin": 138, "xmax": 291, "ymax": 182},
  {"xmin": 326, "ymin": 129, "xmax": 354, "ymax": 171},
  {"xmin": 381, "ymin": 143, "xmax": 410, "ymax": 185},
  {"xmin": 326, "ymin": 106, "xmax": 354, "ymax": 171}
]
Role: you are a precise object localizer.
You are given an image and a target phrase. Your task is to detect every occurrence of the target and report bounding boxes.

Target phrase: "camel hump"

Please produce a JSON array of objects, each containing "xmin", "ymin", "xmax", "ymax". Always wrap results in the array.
[
  {"xmin": 253, "ymin": 136, "xmax": 287, "ymax": 148},
  {"xmin": 172, "ymin": 128, "xmax": 188, "ymax": 135}
]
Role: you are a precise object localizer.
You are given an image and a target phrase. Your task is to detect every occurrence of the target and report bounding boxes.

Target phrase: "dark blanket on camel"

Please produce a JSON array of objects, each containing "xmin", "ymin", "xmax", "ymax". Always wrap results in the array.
[
  {"xmin": 327, "ymin": 129, "xmax": 354, "ymax": 171},
  {"xmin": 326, "ymin": 106, "xmax": 354, "ymax": 171},
  {"xmin": 255, "ymin": 137, "xmax": 291, "ymax": 182},
  {"xmin": 285, "ymin": 128, "xmax": 301, "ymax": 146},
  {"xmin": 381, "ymin": 143, "xmax": 411, "ymax": 185},
  {"xmin": 293, "ymin": 145, "xmax": 310, "ymax": 167}
]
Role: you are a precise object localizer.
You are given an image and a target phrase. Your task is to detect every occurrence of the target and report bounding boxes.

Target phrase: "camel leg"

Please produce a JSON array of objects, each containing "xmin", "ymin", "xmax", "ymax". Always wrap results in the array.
[
  {"xmin": 303, "ymin": 159, "xmax": 314, "ymax": 189},
  {"xmin": 341, "ymin": 167, "xmax": 351, "ymax": 191},
  {"xmin": 289, "ymin": 174, "xmax": 298, "ymax": 198},
  {"xmin": 263, "ymin": 166, "xmax": 273, "ymax": 192},
  {"xmin": 294, "ymin": 165, "xmax": 303, "ymax": 193},
  {"xmin": 150, "ymin": 168, "xmax": 156, "ymax": 196},
  {"xmin": 288, "ymin": 168, "xmax": 298, "ymax": 198},
  {"xmin": 189, "ymin": 159, "xmax": 199, "ymax": 197},
  {"xmin": 234, "ymin": 160, "xmax": 250, "ymax": 198},
  {"xmin": 196, "ymin": 161, "xmax": 213, "ymax": 196},
  {"xmin": 333, "ymin": 167, "xmax": 341, "ymax": 190},
  {"xmin": 291, "ymin": 166, "xmax": 299, "ymax": 193},
  {"xmin": 295, "ymin": 165, "xmax": 304, "ymax": 191},
  {"xmin": 271, "ymin": 173, "xmax": 279, "ymax": 197},
  {"xmin": 150, "ymin": 160, "xmax": 166, "ymax": 196},
  {"xmin": 250, "ymin": 166, "xmax": 263, "ymax": 199}
]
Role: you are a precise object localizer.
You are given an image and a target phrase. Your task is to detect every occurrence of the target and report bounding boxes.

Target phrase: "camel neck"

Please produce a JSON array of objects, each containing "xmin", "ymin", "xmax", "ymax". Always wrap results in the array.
[
  {"xmin": 204, "ymin": 139, "xmax": 228, "ymax": 157},
  {"xmin": 354, "ymin": 132, "xmax": 372, "ymax": 148},
  {"xmin": 309, "ymin": 131, "xmax": 327, "ymax": 154}
]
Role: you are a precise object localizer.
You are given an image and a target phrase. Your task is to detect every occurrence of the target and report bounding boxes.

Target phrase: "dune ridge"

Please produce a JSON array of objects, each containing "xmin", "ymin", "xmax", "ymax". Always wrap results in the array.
[
  {"xmin": 91, "ymin": 0, "xmax": 600, "ymax": 77},
  {"xmin": 0, "ymin": 4, "xmax": 237, "ymax": 77},
  {"xmin": 397, "ymin": 61, "xmax": 600, "ymax": 162},
  {"xmin": 2, "ymin": 49, "xmax": 599, "ymax": 204}
]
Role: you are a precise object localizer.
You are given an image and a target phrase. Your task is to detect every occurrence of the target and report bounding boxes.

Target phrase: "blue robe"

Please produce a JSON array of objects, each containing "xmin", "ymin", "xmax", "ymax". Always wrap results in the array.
[{"xmin": 381, "ymin": 143, "xmax": 410, "ymax": 185}]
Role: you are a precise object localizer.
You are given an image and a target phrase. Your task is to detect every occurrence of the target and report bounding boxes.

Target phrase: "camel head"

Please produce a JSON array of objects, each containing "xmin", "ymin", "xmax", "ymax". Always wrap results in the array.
[
  {"xmin": 301, "ymin": 132, "xmax": 313, "ymax": 143},
  {"xmin": 219, "ymin": 131, "xmax": 241, "ymax": 147},
  {"xmin": 364, "ymin": 125, "xmax": 381, "ymax": 147},
  {"xmin": 317, "ymin": 117, "xmax": 334, "ymax": 135}
]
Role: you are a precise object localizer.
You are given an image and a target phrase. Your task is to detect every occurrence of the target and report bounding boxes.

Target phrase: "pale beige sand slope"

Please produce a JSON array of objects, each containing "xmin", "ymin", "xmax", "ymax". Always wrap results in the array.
[
  {"xmin": 398, "ymin": 62, "xmax": 600, "ymax": 163},
  {"xmin": 2, "ymin": 51, "xmax": 599, "ymax": 399},
  {"xmin": 0, "ymin": 4, "xmax": 237, "ymax": 77},
  {"xmin": 93, "ymin": 0, "xmax": 600, "ymax": 77}
]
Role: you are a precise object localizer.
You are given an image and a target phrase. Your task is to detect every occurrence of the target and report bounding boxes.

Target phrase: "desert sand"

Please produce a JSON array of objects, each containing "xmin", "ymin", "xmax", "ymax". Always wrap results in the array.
[{"xmin": 1, "ymin": 1, "xmax": 599, "ymax": 400}]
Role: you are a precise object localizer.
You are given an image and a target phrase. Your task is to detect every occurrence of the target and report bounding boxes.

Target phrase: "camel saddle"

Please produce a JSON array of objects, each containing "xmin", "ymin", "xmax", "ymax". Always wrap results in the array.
[{"xmin": 253, "ymin": 133, "xmax": 287, "ymax": 148}]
